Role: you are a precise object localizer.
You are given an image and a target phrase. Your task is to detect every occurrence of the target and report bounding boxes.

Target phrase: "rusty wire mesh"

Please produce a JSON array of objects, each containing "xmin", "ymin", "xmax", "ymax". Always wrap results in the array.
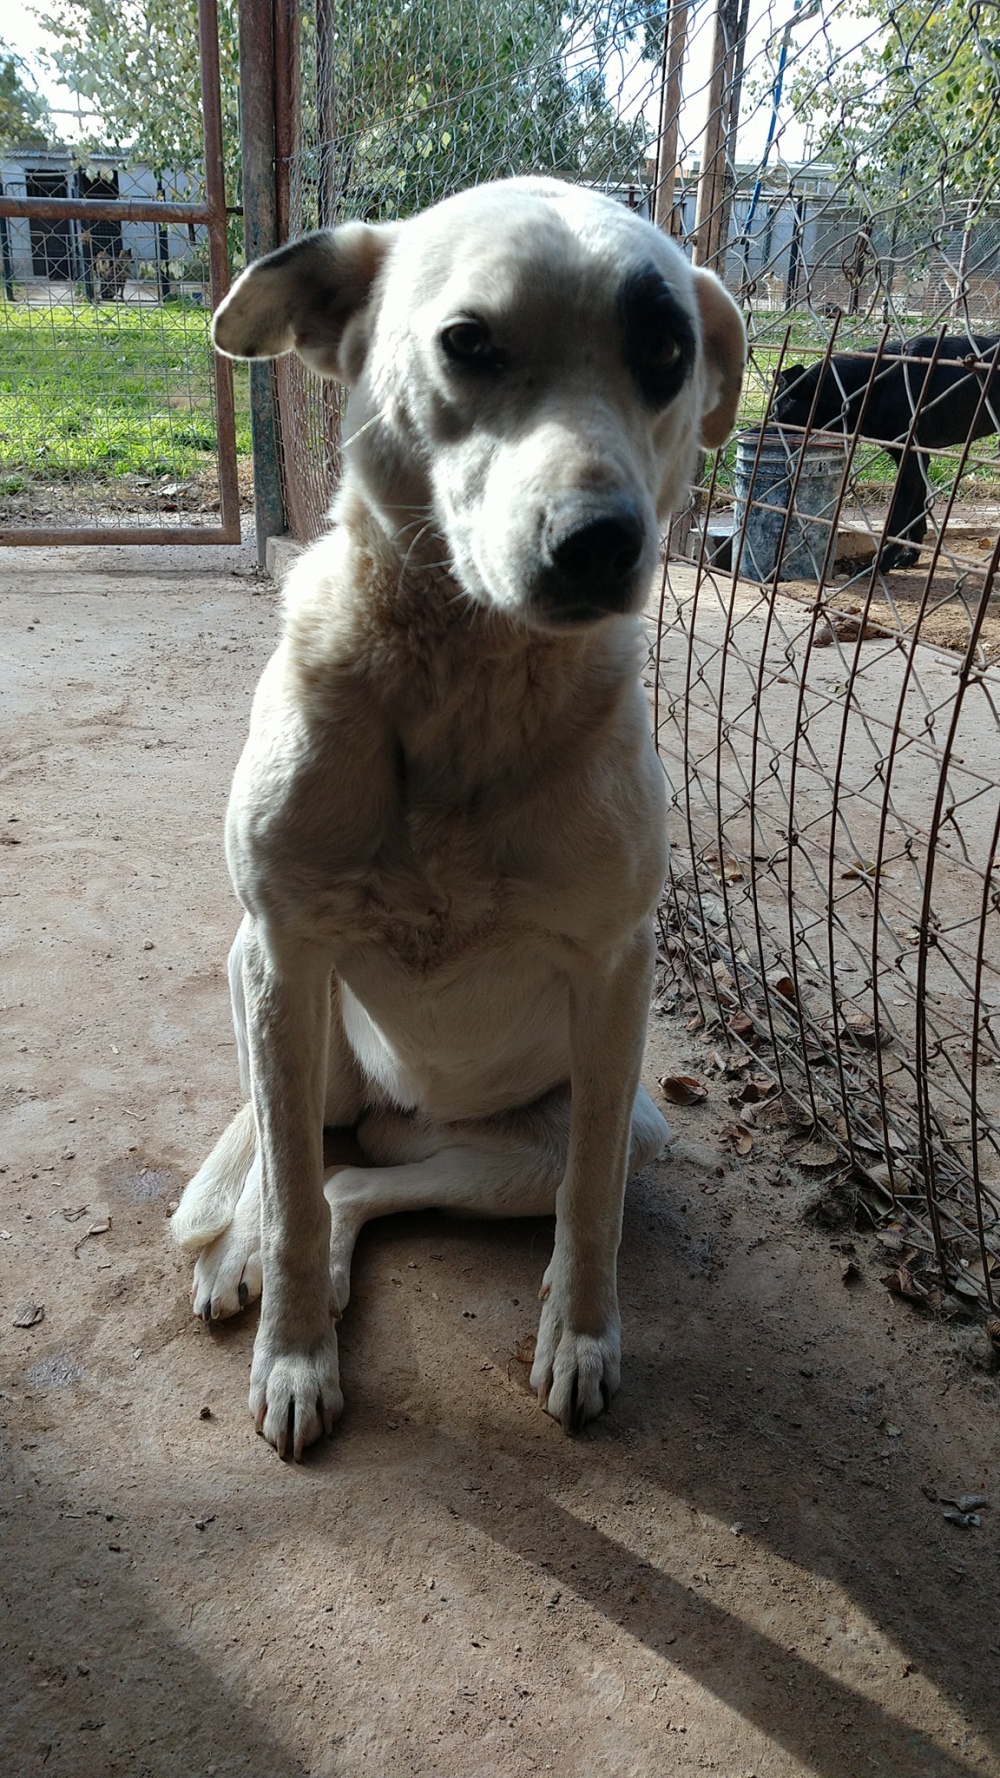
[{"xmin": 273, "ymin": 0, "xmax": 1000, "ymax": 1311}]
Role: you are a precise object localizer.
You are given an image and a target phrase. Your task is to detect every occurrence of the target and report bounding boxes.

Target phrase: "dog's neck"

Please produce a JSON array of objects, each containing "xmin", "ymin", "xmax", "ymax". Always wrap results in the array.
[{"xmin": 285, "ymin": 485, "xmax": 648, "ymax": 788}]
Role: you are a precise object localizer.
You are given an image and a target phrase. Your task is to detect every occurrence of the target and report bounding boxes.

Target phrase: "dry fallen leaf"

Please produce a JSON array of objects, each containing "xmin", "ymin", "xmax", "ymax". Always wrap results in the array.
[
  {"xmin": 721, "ymin": 1124, "xmax": 753, "ymax": 1156},
  {"xmin": 513, "ymin": 1334, "xmax": 537, "ymax": 1367},
  {"xmin": 779, "ymin": 1093, "xmax": 816, "ymax": 1132},
  {"xmin": 13, "ymin": 1299, "xmax": 44, "ymax": 1328},
  {"xmin": 659, "ymin": 1074, "xmax": 708, "ymax": 1106},
  {"xmin": 839, "ymin": 1012, "xmax": 881, "ymax": 1048},
  {"xmin": 814, "ymin": 612, "xmax": 886, "ymax": 647},
  {"xmin": 882, "ymin": 1265, "xmax": 930, "ymax": 1304},
  {"xmin": 703, "ymin": 851, "xmax": 746, "ymax": 884},
  {"xmin": 952, "ymin": 1273, "xmax": 981, "ymax": 1301},
  {"xmin": 842, "ymin": 858, "xmax": 879, "ymax": 883},
  {"xmin": 793, "ymin": 1142, "xmax": 840, "ymax": 1171},
  {"xmin": 74, "ymin": 1217, "xmax": 112, "ymax": 1256}
]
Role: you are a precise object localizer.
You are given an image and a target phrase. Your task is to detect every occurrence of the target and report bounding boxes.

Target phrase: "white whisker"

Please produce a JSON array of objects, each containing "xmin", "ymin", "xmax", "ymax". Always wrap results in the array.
[{"xmin": 341, "ymin": 409, "xmax": 388, "ymax": 450}]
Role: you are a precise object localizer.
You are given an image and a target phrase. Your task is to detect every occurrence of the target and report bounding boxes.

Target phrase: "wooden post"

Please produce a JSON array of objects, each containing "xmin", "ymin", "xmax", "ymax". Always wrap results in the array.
[
  {"xmin": 692, "ymin": 0, "xmax": 742, "ymax": 272},
  {"xmin": 652, "ymin": 1, "xmax": 690, "ymax": 237}
]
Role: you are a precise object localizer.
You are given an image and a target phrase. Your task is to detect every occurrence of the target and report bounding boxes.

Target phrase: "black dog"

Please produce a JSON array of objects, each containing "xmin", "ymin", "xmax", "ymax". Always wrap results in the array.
[{"xmin": 773, "ymin": 335, "xmax": 1000, "ymax": 568}]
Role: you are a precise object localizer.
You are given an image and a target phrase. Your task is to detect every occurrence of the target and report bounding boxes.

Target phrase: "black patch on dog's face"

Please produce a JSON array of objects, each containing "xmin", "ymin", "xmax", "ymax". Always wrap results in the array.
[
  {"xmin": 265, "ymin": 234, "xmax": 325, "ymax": 270},
  {"xmin": 618, "ymin": 265, "xmax": 695, "ymax": 409}
]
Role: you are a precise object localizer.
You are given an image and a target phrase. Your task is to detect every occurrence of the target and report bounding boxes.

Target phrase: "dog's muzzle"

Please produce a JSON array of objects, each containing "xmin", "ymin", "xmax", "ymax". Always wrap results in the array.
[{"xmin": 533, "ymin": 492, "xmax": 648, "ymax": 625}]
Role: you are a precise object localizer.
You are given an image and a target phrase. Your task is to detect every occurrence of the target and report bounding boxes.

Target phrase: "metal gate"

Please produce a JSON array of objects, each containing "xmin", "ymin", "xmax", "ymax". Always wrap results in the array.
[{"xmin": 0, "ymin": 0, "xmax": 240, "ymax": 547}]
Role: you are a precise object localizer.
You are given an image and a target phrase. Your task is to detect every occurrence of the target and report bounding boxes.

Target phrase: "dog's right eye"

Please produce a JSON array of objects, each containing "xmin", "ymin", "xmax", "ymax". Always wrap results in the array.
[{"xmin": 440, "ymin": 319, "xmax": 504, "ymax": 372}]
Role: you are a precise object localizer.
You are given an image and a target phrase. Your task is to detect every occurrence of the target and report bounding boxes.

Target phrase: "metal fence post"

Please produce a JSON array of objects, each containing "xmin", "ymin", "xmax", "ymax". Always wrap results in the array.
[{"xmin": 238, "ymin": 0, "xmax": 286, "ymax": 562}]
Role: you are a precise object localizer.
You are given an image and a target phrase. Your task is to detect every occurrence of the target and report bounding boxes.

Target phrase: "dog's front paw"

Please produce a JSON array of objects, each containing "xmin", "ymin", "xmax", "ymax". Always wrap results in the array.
[
  {"xmin": 249, "ymin": 1323, "xmax": 343, "ymax": 1460},
  {"xmin": 530, "ymin": 1279, "xmax": 621, "ymax": 1433}
]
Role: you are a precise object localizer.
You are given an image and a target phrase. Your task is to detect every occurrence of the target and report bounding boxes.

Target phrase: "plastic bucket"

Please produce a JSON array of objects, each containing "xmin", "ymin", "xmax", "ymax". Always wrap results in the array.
[{"xmin": 734, "ymin": 426, "xmax": 846, "ymax": 582}]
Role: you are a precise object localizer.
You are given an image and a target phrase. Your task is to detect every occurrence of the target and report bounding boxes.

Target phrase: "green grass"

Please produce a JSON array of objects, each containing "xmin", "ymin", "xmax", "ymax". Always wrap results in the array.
[
  {"xmin": 0, "ymin": 298, "xmax": 251, "ymax": 484},
  {"xmin": 3, "ymin": 295, "xmax": 996, "ymax": 505}
]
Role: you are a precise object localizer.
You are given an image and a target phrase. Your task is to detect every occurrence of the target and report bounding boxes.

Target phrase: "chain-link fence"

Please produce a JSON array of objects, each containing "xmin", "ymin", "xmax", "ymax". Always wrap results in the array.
[{"xmin": 267, "ymin": 0, "xmax": 1000, "ymax": 1313}]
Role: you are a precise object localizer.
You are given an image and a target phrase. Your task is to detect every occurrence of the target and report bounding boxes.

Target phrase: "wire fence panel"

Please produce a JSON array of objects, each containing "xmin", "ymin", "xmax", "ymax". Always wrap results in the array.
[
  {"xmin": 0, "ymin": 0, "xmax": 243, "ymax": 545},
  {"xmin": 0, "ymin": 278, "xmax": 237, "ymax": 538},
  {"xmin": 271, "ymin": 0, "xmax": 1000, "ymax": 1309}
]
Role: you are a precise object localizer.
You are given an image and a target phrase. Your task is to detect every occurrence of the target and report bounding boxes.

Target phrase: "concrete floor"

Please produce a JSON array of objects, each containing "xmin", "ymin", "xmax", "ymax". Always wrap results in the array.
[{"xmin": 1, "ymin": 542, "xmax": 998, "ymax": 1778}]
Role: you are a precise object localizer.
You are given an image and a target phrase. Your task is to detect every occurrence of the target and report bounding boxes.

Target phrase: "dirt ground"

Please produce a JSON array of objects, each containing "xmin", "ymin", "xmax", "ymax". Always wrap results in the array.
[{"xmin": 2, "ymin": 543, "xmax": 999, "ymax": 1778}]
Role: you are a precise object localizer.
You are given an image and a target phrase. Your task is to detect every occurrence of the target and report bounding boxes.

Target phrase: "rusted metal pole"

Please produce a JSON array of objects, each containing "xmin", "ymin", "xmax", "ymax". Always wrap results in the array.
[
  {"xmin": 273, "ymin": 0, "xmax": 300, "ymax": 244},
  {"xmin": 198, "ymin": 0, "xmax": 242, "ymax": 544},
  {"xmin": 238, "ymin": 0, "xmax": 286, "ymax": 561},
  {"xmin": 0, "ymin": 195, "xmax": 216, "ymax": 223},
  {"xmin": 653, "ymin": 1, "xmax": 690, "ymax": 237}
]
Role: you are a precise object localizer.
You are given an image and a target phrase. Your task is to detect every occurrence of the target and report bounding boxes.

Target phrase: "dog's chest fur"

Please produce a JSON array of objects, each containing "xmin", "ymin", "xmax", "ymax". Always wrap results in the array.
[{"xmin": 276, "ymin": 569, "xmax": 658, "ymax": 973}]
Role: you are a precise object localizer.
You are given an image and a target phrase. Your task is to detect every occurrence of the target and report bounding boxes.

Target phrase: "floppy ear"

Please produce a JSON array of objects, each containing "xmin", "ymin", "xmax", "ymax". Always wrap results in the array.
[
  {"xmin": 690, "ymin": 267, "xmax": 746, "ymax": 448},
  {"xmin": 212, "ymin": 222, "xmax": 399, "ymax": 380},
  {"xmin": 776, "ymin": 364, "xmax": 806, "ymax": 392}
]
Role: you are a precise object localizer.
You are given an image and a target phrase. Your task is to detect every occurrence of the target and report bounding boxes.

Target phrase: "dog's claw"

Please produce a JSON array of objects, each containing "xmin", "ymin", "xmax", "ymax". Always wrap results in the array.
[
  {"xmin": 249, "ymin": 1328, "xmax": 343, "ymax": 1457},
  {"xmin": 530, "ymin": 1278, "xmax": 620, "ymax": 1433},
  {"xmin": 190, "ymin": 1232, "xmax": 262, "ymax": 1322}
]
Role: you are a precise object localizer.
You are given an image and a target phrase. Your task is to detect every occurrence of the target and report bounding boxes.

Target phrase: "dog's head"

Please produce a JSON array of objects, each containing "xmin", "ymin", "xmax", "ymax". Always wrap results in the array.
[
  {"xmin": 773, "ymin": 359, "xmax": 857, "ymax": 432},
  {"xmin": 214, "ymin": 179, "xmax": 745, "ymax": 628},
  {"xmin": 773, "ymin": 363, "xmax": 811, "ymax": 423}
]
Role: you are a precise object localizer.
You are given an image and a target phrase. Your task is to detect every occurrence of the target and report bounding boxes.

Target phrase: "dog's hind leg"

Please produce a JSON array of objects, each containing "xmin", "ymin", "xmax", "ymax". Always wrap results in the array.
[
  {"xmin": 172, "ymin": 920, "xmax": 259, "ymax": 1257},
  {"xmin": 879, "ymin": 445, "xmax": 927, "ymax": 569},
  {"xmin": 325, "ymin": 1085, "xmax": 669, "ymax": 1316},
  {"xmin": 172, "ymin": 1101, "xmax": 257, "ymax": 1251},
  {"xmin": 190, "ymin": 1149, "xmax": 264, "ymax": 1320}
]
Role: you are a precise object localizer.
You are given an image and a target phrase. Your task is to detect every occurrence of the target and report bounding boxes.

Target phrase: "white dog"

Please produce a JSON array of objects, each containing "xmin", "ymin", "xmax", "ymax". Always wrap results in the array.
[{"xmin": 172, "ymin": 178, "xmax": 745, "ymax": 1458}]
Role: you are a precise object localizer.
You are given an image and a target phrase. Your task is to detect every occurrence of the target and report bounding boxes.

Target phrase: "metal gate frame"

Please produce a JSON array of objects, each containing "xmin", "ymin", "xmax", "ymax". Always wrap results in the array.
[{"xmin": 0, "ymin": 0, "xmax": 241, "ymax": 547}]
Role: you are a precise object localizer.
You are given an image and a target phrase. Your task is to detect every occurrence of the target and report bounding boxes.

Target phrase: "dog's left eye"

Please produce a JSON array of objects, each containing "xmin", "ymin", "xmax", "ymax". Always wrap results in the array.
[
  {"xmin": 643, "ymin": 334, "xmax": 682, "ymax": 370},
  {"xmin": 440, "ymin": 319, "xmax": 505, "ymax": 372}
]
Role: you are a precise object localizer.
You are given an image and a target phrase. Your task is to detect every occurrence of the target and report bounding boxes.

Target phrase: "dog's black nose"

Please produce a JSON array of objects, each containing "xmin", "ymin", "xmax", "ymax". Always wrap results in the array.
[{"xmin": 538, "ymin": 495, "xmax": 648, "ymax": 622}]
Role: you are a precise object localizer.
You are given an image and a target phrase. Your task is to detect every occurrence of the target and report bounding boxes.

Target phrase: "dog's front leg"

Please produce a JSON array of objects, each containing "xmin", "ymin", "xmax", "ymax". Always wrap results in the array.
[
  {"xmin": 531, "ymin": 923, "xmax": 655, "ymax": 1433},
  {"xmin": 241, "ymin": 918, "xmax": 341, "ymax": 1458}
]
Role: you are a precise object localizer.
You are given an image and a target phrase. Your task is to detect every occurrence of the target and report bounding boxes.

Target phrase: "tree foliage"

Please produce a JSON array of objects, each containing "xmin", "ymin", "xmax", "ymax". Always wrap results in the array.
[
  {"xmin": 307, "ymin": 0, "xmax": 660, "ymax": 223},
  {"xmin": 0, "ymin": 47, "xmax": 51, "ymax": 149},
  {"xmin": 35, "ymin": 0, "xmax": 239, "ymax": 195},
  {"xmin": 33, "ymin": 0, "xmax": 662, "ymax": 235},
  {"xmin": 788, "ymin": 0, "xmax": 1000, "ymax": 210}
]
